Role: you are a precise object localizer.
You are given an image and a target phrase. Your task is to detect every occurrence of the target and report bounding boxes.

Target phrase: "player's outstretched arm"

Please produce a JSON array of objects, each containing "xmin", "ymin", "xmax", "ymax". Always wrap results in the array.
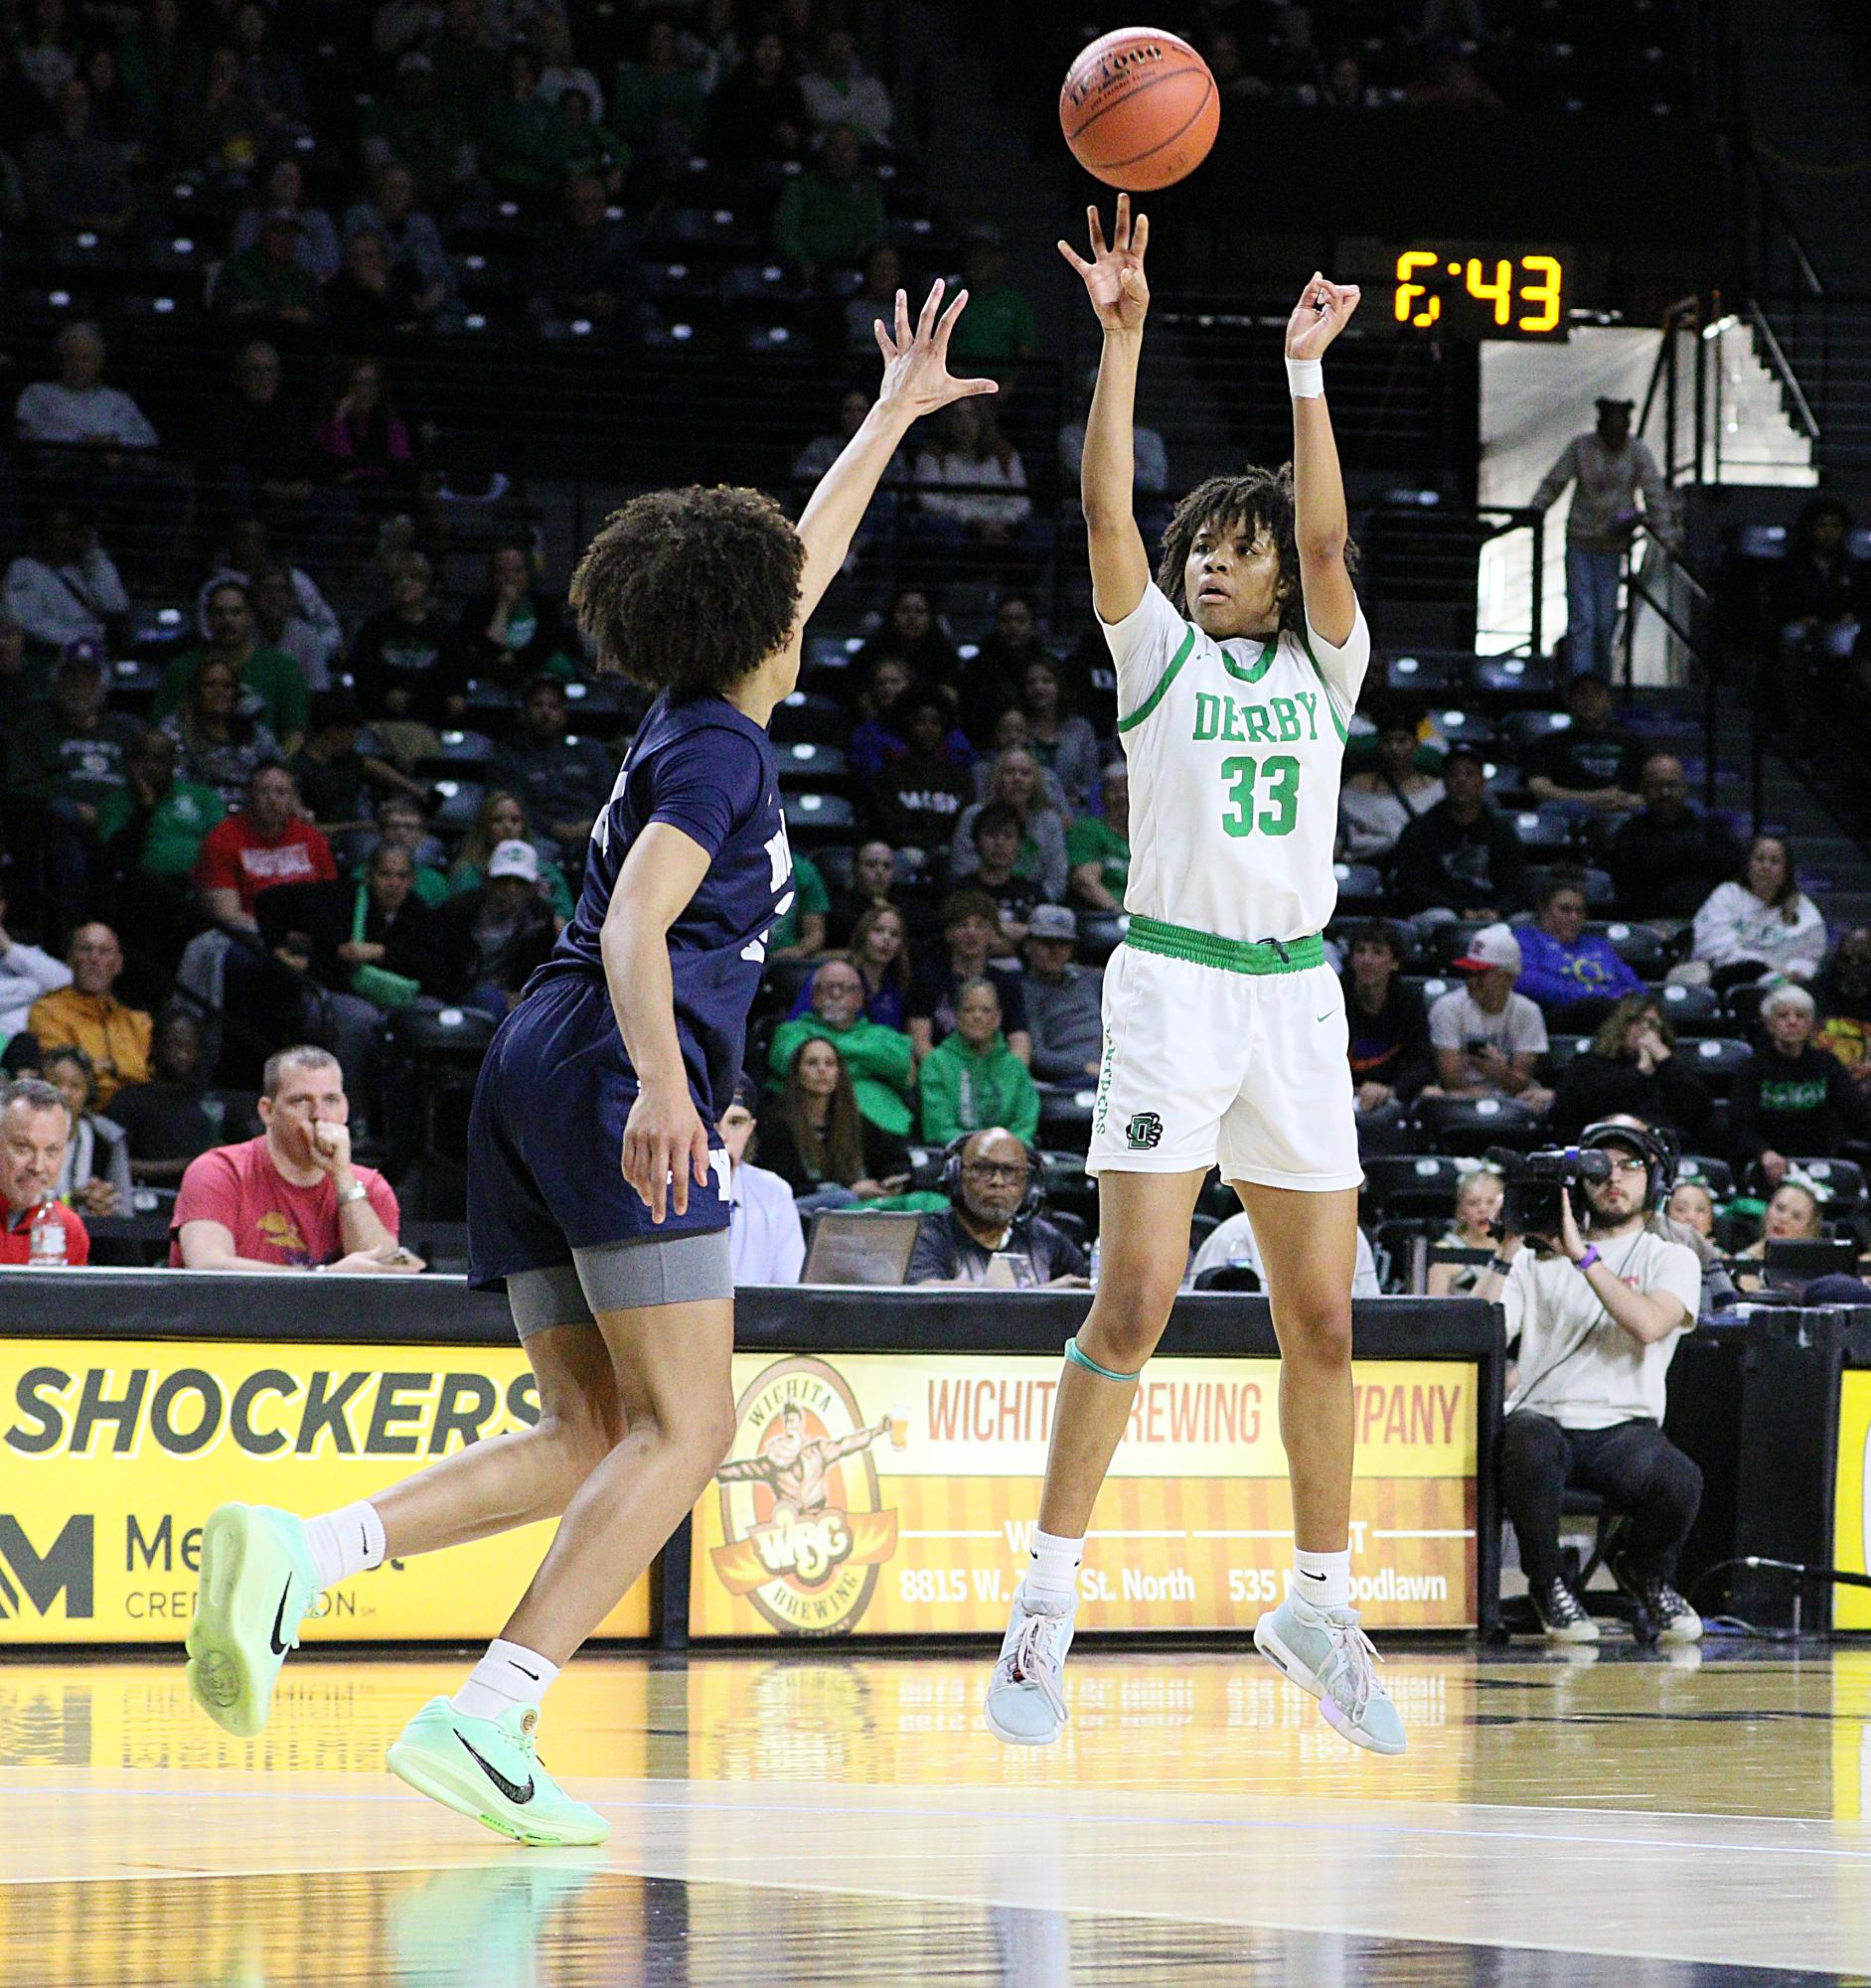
[
  {"xmin": 602, "ymin": 822, "xmax": 715, "ymax": 1223},
  {"xmin": 1059, "ymin": 195, "xmax": 1151, "ymax": 624},
  {"xmin": 789, "ymin": 279, "xmax": 995, "ymax": 636},
  {"xmin": 1286, "ymin": 271, "xmax": 1361, "ymax": 649}
]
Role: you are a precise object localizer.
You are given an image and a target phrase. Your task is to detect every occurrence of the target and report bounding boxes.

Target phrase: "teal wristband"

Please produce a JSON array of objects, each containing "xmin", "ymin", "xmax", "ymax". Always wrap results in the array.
[{"xmin": 1064, "ymin": 1336, "xmax": 1143, "ymax": 1384}]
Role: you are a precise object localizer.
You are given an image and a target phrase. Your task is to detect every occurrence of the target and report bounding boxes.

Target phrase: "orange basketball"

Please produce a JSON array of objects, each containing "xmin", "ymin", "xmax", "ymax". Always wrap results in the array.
[{"xmin": 1059, "ymin": 28, "xmax": 1219, "ymax": 192}]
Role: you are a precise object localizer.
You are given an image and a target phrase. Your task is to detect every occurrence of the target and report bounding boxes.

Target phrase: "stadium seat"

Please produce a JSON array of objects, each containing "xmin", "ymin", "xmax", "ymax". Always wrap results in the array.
[
  {"xmin": 1723, "ymin": 982, "xmax": 1769, "ymax": 1033},
  {"xmin": 1039, "ymin": 1148, "xmax": 1096, "ymax": 1226},
  {"xmin": 1684, "ymin": 1037, "xmax": 1754, "ymax": 1093},
  {"xmin": 1399, "ymin": 975, "xmax": 1456, "ymax": 1007},
  {"xmin": 1332, "ymin": 862, "xmax": 1384, "ymax": 912},
  {"xmin": 1433, "ymin": 709, "xmax": 1495, "ymax": 750},
  {"xmin": 1594, "ymin": 922, "xmax": 1667, "ymax": 974},
  {"xmin": 1410, "ymin": 1094, "xmax": 1542, "ymax": 1155},
  {"xmin": 1035, "ymin": 1084, "xmax": 1096, "ymax": 1147},
  {"xmin": 771, "ymin": 691, "xmax": 848, "ymax": 745},
  {"xmin": 1652, "ymin": 981, "xmax": 1722, "ymax": 1034},
  {"xmin": 423, "ymin": 729, "xmax": 496, "ymax": 768},
  {"xmin": 1497, "ymin": 709, "xmax": 1573, "ymax": 756},
  {"xmin": 1471, "ymin": 653, "xmax": 1556, "ymax": 694},
  {"xmin": 784, "ymin": 792, "xmax": 858, "ymax": 844},
  {"xmin": 429, "ymin": 779, "xmax": 485, "ymax": 831},
  {"xmin": 1385, "ymin": 653, "xmax": 1464, "ymax": 693},
  {"xmin": 776, "ymin": 741, "xmax": 851, "ymax": 786},
  {"xmin": 756, "ymin": 957, "xmax": 818, "ymax": 1019},
  {"xmin": 1543, "ymin": 1035, "xmax": 1589, "ymax": 1072},
  {"xmin": 1510, "ymin": 808, "xmax": 1582, "ymax": 854},
  {"xmin": 1428, "ymin": 922, "xmax": 1492, "ymax": 972},
  {"xmin": 1076, "ymin": 914, "xmax": 1126, "ymax": 966},
  {"xmin": 1359, "ymin": 1153, "xmax": 1474, "ymax": 1221},
  {"xmin": 1675, "ymin": 1154, "xmax": 1734, "ymax": 1200}
]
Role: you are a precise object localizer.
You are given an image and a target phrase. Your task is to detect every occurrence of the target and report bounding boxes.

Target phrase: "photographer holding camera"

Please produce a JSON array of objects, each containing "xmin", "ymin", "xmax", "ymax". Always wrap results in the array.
[{"xmin": 1477, "ymin": 1122, "xmax": 1703, "ymax": 1644}]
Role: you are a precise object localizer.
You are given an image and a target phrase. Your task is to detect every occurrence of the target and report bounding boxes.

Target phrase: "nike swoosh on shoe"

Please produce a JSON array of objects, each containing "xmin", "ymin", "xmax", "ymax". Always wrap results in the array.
[
  {"xmin": 269, "ymin": 1581, "xmax": 294, "ymax": 1655},
  {"xmin": 457, "ymin": 1733, "xmax": 536, "ymax": 1804}
]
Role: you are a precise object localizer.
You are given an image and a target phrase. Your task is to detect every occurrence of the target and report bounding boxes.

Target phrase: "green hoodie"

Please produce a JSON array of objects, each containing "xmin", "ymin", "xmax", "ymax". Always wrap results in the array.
[
  {"xmin": 768, "ymin": 1012, "xmax": 916, "ymax": 1138},
  {"xmin": 918, "ymin": 1030, "xmax": 1040, "ymax": 1147}
]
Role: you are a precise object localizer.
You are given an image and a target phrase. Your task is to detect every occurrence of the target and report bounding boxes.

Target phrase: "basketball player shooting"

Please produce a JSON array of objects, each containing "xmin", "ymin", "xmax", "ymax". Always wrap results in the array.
[
  {"xmin": 985, "ymin": 196, "xmax": 1404, "ymax": 1756},
  {"xmin": 182, "ymin": 281, "xmax": 996, "ymax": 1846}
]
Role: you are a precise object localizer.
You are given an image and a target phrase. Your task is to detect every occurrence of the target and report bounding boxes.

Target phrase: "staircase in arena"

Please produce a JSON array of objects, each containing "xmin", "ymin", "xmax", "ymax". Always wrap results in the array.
[{"xmin": 1764, "ymin": 302, "xmax": 1871, "ymax": 481}]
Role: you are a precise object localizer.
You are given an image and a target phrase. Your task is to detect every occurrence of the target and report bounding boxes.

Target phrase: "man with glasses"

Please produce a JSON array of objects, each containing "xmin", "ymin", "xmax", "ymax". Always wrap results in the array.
[
  {"xmin": 906, "ymin": 1126, "xmax": 1087, "ymax": 1288},
  {"xmin": 1476, "ymin": 1120, "xmax": 1703, "ymax": 1644}
]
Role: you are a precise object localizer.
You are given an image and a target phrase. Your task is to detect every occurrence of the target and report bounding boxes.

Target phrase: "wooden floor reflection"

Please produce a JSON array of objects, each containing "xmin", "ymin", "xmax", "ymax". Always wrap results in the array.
[{"xmin": 3, "ymin": 1643, "xmax": 1870, "ymax": 1983}]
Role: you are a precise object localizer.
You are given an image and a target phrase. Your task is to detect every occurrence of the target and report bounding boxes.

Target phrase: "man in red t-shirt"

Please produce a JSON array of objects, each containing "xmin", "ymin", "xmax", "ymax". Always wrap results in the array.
[
  {"xmin": 192, "ymin": 760, "xmax": 337, "ymax": 927},
  {"xmin": 171, "ymin": 1044, "xmax": 422, "ymax": 1272},
  {"xmin": 0, "ymin": 1077, "xmax": 90, "ymax": 1265}
]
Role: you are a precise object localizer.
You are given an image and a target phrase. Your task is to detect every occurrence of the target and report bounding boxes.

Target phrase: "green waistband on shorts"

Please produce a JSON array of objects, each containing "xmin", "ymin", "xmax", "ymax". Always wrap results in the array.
[{"xmin": 1125, "ymin": 915, "xmax": 1323, "ymax": 976}]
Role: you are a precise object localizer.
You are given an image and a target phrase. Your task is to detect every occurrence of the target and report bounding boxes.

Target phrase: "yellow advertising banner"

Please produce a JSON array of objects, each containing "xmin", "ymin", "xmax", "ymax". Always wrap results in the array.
[
  {"xmin": 0, "ymin": 1340, "xmax": 652, "ymax": 1644},
  {"xmin": 691, "ymin": 1353, "xmax": 1479, "ymax": 1637},
  {"xmin": 1833, "ymin": 1371, "xmax": 1871, "ymax": 1631}
]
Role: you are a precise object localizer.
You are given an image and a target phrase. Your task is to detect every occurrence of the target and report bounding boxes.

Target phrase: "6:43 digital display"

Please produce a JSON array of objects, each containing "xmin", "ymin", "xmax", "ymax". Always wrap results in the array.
[{"xmin": 1388, "ymin": 246, "xmax": 1570, "ymax": 339}]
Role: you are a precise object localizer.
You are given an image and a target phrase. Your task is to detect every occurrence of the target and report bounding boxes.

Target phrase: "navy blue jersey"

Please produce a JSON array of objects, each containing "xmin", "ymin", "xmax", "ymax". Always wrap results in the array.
[{"xmin": 528, "ymin": 692, "xmax": 793, "ymax": 1120}]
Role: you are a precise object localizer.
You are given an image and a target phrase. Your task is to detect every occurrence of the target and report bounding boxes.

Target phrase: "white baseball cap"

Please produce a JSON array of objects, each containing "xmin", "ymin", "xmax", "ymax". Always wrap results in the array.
[
  {"xmin": 487, "ymin": 839, "xmax": 541, "ymax": 883},
  {"xmin": 1450, "ymin": 922, "xmax": 1522, "ymax": 974}
]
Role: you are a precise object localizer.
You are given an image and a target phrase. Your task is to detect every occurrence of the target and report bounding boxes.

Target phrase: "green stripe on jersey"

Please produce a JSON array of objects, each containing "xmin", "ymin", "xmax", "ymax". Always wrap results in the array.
[
  {"xmin": 1296, "ymin": 625, "xmax": 1351, "ymax": 742},
  {"xmin": 1115, "ymin": 624, "xmax": 1196, "ymax": 733}
]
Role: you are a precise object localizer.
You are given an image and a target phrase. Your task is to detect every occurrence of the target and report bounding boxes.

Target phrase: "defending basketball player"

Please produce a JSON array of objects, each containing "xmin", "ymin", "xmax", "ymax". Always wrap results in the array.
[
  {"xmin": 986, "ymin": 196, "xmax": 1404, "ymax": 1755},
  {"xmin": 183, "ymin": 281, "xmax": 996, "ymax": 1845}
]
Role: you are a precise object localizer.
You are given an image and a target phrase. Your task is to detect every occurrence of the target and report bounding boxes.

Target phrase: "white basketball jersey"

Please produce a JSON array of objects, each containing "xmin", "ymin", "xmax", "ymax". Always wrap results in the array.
[{"xmin": 1106, "ymin": 582, "xmax": 1369, "ymax": 944}]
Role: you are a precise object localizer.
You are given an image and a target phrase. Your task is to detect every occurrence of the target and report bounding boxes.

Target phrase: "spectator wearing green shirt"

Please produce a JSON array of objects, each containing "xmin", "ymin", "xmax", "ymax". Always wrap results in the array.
[
  {"xmin": 95, "ymin": 728, "xmax": 225, "ymax": 880},
  {"xmin": 359, "ymin": 794, "xmax": 451, "ymax": 908},
  {"xmin": 947, "ymin": 229, "xmax": 1038, "ymax": 372},
  {"xmin": 448, "ymin": 791, "xmax": 577, "ymax": 921},
  {"xmin": 360, "ymin": 51, "xmax": 474, "ymax": 207},
  {"xmin": 153, "ymin": 580, "xmax": 308, "ymax": 752},
  {"xmin": 1067, "ymin": 762, "xmax": 1131, "ymax": 913},
  {"xmin": 770, "ymin": 852, "xmax": 830, "ymax": 960},
  {"xmin": 768, "ymin": 958, "xmax": 916, "ymax": 1139},
  {"xmin": 918, "ymin": 977, "xmax": 1040, "ymax": 1146},
  {"xmin": 773, "ymin": 123, "xmax": 885, "ymax": 287},
  {"xmin": 5, "ymin": 642, "xmax": 143, "ymax": 829},
  {"xmin": 215, "ymin": 211, "xmax": 323, "ymax": 326},
  {"xmin": 610, "ymin": 19, "xmax": 706, "ymax": 156},
  {"xmin": 481, "ymin": 45, "xmax": 567, "ymax": 199}
]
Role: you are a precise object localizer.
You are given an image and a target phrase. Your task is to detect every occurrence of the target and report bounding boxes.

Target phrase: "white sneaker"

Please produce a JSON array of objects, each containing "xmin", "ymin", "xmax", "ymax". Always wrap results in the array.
[{"xmin": 984, "ymin": 1580, "xmax": 1075, "ymax": 1746}]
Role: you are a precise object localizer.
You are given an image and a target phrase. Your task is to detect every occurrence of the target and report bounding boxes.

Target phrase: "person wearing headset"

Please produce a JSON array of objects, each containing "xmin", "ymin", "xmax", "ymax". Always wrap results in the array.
[
  {"xmin": 1475, "ymin": 1120, "xmax": 1704, "ymax": 1646},
  {"xmin": 905, "ymin": 1126, "xmax": 1089, "ymax": 1288}
]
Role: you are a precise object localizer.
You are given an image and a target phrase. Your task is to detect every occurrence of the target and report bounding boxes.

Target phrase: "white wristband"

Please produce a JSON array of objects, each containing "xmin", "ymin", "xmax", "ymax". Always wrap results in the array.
[{"xmin": 1286, "ymin": 357, "xmax": 1324, "ymax": 399}]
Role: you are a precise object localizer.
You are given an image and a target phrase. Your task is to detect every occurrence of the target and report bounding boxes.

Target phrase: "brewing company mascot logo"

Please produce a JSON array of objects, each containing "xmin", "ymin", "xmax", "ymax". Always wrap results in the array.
[{"xmin": 710, "ymin": 1356, "xmax": 899, "ymax": 1635}]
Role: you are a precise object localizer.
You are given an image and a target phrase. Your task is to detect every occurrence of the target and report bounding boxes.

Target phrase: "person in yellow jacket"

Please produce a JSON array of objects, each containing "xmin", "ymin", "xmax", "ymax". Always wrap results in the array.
[{"xmin": 27, "ymin": 922, "xmax": 151, "ymax": 1109}]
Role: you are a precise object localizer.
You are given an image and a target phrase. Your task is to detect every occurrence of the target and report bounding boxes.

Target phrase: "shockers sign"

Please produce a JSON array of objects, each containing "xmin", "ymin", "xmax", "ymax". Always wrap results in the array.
[{"xmin": 708, "ymin": 1356, "xmax": 901, "ymax": 1635}]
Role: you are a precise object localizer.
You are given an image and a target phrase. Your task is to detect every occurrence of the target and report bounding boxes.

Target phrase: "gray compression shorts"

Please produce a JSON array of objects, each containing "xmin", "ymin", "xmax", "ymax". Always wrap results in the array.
[{"xmin": 506, "ymin": 1227, "xmax": 734, "ymax": 1337}]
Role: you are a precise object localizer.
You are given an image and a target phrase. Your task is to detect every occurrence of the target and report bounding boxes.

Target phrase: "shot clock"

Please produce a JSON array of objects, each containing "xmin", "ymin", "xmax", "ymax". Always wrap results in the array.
[{"xmin": 1386, "ymin": 245, "xmax": 1571, "ymax": 339}]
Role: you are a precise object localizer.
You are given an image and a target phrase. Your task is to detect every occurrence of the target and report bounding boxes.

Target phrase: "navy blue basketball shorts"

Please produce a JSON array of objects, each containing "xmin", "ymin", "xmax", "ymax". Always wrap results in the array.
[{"xmin": 467, "ymin": 973, "xmax": 732, "ymax": 1331}]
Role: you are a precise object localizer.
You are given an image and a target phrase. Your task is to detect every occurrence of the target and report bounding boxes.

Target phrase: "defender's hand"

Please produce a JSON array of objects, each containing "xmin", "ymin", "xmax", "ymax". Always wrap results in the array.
[
  {"xmin": 1285, "ymin": 273, "xmax": 1360, "ymax": 361},
  {"xmin": 622, "ymin": 1082, "xmax": 710, "ymax": 1223},
  {"xmin": 873, "ymin": 279, "xmax": 997, "ymax": 420},
  {"xmin": 1058, "ymin": 195, "xmax": 1150, "ymax": 336}
]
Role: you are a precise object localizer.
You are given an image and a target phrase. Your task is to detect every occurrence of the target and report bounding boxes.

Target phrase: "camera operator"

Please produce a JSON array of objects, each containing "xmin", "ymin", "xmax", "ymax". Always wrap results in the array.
[{"xmin": 1476, "ymin": 1122, "xmax": 1703, "ymax": 1644}]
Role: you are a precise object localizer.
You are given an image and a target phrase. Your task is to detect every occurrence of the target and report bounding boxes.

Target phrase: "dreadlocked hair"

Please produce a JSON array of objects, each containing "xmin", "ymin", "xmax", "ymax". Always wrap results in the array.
[
  {"xmin": 1155, "ymin": 464, "xmax": 1358, "ymax": 631},
  {"xmin": 570, "ymin": 484, "xmax": 804, "ymax": 700}
]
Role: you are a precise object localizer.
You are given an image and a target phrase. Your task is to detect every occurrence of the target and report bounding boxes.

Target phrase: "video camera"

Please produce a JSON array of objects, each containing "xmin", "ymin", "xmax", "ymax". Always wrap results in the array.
[{"xmin": 1485, "ymin": 1146, "xmax": 1613, "ymax": 1240}]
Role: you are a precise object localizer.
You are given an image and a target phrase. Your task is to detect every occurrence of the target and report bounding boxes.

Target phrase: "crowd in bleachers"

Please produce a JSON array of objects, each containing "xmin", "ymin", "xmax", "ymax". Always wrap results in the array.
[{"xmin": 0, "ymin": 1, "xmax": 1866, "ymax": 1300}]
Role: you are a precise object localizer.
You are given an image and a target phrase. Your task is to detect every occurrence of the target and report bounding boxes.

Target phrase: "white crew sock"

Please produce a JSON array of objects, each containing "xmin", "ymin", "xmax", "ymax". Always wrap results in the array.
[
  {"xmin": 452, "ymin": 1638, "xmax": 560, "ymax": 1722},
  {"xmin": 1025, "ymin": 1528, "xmax": 1085, "ymax": 1607},
  {"xmin": 303, "ymin": 1500, "xmax": 386, "ymax": 1592},
  {"xmin": 1293, "ymin": 1547, "xmax": 1351, "ymax": 1611}
]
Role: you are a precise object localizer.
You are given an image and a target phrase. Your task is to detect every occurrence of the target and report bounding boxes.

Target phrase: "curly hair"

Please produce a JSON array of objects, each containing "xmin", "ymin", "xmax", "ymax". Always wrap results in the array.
[
  {"xmin": 569, "ymin": 485, "xmax": 804, "ymax": 700},
  {"xmin": 1155, "ymin": 464, "xmax": 1358, "ymax": 631}
]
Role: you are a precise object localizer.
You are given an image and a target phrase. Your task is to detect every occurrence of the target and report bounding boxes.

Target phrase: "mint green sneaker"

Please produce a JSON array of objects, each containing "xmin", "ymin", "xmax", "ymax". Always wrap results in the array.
[
  {"xmin": 1254, "ymin": 1589, "xmax": 1407, "ymax": 1756},
  {"xmin": 984, "ymin": 1581, "xmax": 1075, "ymax": 1746},
  {"xmin": 387, "ymin": 1697, "xmax": 610, "ymax": 1848},
  {"xmin": 185, "ymin": 1503, "xmax": 321, "ymax": 1739}
]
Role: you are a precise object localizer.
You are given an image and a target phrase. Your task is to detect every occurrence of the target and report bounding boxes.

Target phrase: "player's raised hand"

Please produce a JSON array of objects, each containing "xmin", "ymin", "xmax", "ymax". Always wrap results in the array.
[
  {"xmin": 622, "ymin": 1083, "xmax": 711, "ymax": 1223},
  {"xmin": 1286, "ymin": 273, "xmax": 1361, "ymax": 361},
  {"xmin": 873, "ymin": 278, "xmax": 998, "ymax": 420},
  {"xmin": 1059, "ymin": 194, "xmax": 1150, "ymax": 336}
]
